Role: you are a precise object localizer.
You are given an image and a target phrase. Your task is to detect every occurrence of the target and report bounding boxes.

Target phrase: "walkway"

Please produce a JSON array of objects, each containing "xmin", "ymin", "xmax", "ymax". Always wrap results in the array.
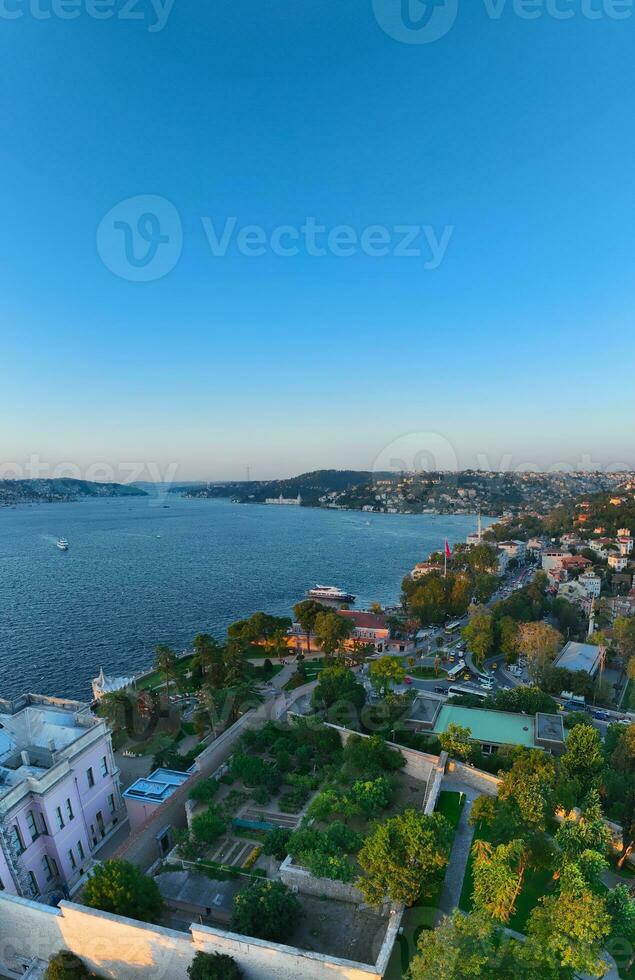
[{"xmin": 434, "ymin": 780, "xmax": 478, "ymax": 925}]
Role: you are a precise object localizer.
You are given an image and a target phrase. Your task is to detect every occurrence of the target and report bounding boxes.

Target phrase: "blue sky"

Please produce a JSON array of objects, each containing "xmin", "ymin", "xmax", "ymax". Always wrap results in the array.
[{"xmin": 2, "ymin": 0, "xmax": 634, "ymax": 481}]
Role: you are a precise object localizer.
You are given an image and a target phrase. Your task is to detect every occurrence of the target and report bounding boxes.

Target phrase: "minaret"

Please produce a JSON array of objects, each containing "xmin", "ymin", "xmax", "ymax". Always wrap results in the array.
[{"xmin": 477, "ymin": 507, "xmax": 482, "ymax": 543}]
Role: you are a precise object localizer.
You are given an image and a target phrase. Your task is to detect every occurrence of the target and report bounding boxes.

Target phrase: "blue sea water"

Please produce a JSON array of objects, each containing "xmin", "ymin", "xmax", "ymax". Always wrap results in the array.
[{"xmin": 0, "ymin": 496, "xmax": 491, "ymax": 701}]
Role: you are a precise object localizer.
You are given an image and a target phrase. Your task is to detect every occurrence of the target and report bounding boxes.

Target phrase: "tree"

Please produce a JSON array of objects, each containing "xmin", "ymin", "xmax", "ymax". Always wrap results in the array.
[
  {"xmin": 342, "ymin": 733, "xmax": 405, "ymax": 777},
  {"xmin": 223, "ymin": 637, "xmax": 251, "ymax": 686},
  {"xmin": 498, "ymin": 748, "xmax": 556, "ymax": 831},
  {"xmin": 492, "ymin": 685, "xmax": 558, "ymax": 715},
  {"xmin": 187, "ymin": 951, "xmax": 242, "ymax": 980},
  {"xmin": 191, "ymin": 806, "xmax": 226, "ymax": 844},
  {"xmin": 554, "ymin": 789, "xmax": 611, "ymax": 869},
  {"xmin": 497, "ymin": 615, "xmax": 520, "ymax": 662},
  {"xmin": 606, "ymin": 884, "xmax": 635, "ymax": 940},
  {"xmin": 313, "ymin": 610, "xmax": 353, "ymax": 658},
  {"xmin": 268, "ymin": 627, "xmax": 290, "ymax": 661},
  {"xmin": 231, "ymin": 880, "xmax": 301, "ymax": 943},
  {"xmin": 262, "ymin": 827, "xmax": 292, "ymax": 860},
  {"xmin": 471, "ymin": 838, "xmax": 529, "ymax": 923},
  {"xmin": 98, "ymin": 689, "xmax": 134, "ymax": 732},
  {"xmin": 369, "ymin": 656, "xmax": 406, "ymax": 692},
  {"xmin": 462, "ymin": 606, "xmax": 494, "ymax": 665},
  {"xmin": 558, "ymin": 723, "xmax": 604, "ymax": 800},
  {"xmin": 407, "ymin": 910, "xmax": 527, "ymax": 979},
  {"xmin": 356, "ymin": 809, "xmax": 452, "ymax": 906},
  {"xmin": 83, "ymin": 860, "xmax": 164, "ymax": 923},
  {"xmin": 525, "ymin": 862, "xmax": 611, "ymax": 976},
  {"xmin": 44, "ymin": 951, "xmax": 90, "ymax": 980},
  {"xmin": 311, "ymin": 665, "xmax": 365, "ymax": 713},
  {"xmin": 192, "ymin": 633, "xmax": 225, "ymax": 687},
  {"xmin": 614, "ymin": 617, "xmax": 635, "ymax": 660},
  {"xmin": 517, "ymin": 623, "xmax": 563, "ymax": 682},
  {"xmin": 350, "ymin": 776, "xmax": 393, "ymax": 816},
  {"xmin": 153, "ymin": 644, "xmax": 178, "ymax": 699},
  {"xmin": 438, "ymin": 723, "xmax": 473, "ymax": 761},
  {"xmin": 293, "ymin": 599, "xmax": 329, "ymax": 656}
]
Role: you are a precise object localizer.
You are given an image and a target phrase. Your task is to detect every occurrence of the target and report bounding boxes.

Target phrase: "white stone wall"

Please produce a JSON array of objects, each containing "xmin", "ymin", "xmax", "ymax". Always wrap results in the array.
[{"xmin": 0, "ymin": 893, "xmax": 384, "ymax": 980}]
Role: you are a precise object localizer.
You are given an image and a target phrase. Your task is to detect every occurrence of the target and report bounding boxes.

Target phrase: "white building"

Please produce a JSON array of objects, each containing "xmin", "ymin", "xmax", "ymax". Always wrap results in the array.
[
  {"xmin": 265, "ymin": 493, "xmax": 302, "ymax": 505},
  {"xmin": 91, "ymin": 668, "xmax": 136, "ymax": 702},
  {"xmin": 579, "ymin": 571, "xmax": 602, "ymax": 598},
  {"xmin": 498, "ymin": 540, "xmax": 527, "ymax": 562},
  {"xmin": 618, "ymin": 537, "xmax": 634, "ymax": 556},
  {"xmin": 609, "ymin": 554, "xmax": 628, "ymax": 571}
]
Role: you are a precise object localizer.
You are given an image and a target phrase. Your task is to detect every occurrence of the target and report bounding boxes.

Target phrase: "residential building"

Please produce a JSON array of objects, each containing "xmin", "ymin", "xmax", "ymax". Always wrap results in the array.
[
  {"xmin": 618, "ymin": 537, "xmax": 634, "ymax": 556},
  {"xmin": 264, "ymin": 493, "xmax": 302, "ymax": 505},
  {"xmin": 0, "ymin": 694, "xmax": 125, "ymax": 903},
  {"xmin": 542, "ymin": 549, "xmax": 568, "ymax": 573},
  {"xmin": 410, "ymin": 561, "xmax": 441, "ymax": 580},
  {"xmin": 553, "ymin": 640, "xmax": 603, "ymax": 677},
  {"xmin": 609, "ymin": 554, "xmax": 628, "ymax": 571},
  {"xmin": 579, "ymin": 571, "xmax": 602, "ymax": 598},
  {"xmin": 498, "ymin": 540, "xmax": 527, "ymax": 562}
]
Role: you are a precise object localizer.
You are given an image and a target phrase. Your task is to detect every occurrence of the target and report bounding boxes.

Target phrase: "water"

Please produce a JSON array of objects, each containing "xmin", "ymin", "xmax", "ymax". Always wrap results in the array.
[{"xmin": 0, "ymin": 496, "xmax": 489, "ymax": 701}]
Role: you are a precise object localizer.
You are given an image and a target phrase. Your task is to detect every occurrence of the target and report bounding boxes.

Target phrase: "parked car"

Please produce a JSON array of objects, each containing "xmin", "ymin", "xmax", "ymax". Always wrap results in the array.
[{"xmin": 590, "ymin": 709, "xmax": 609, "ymax": 721}]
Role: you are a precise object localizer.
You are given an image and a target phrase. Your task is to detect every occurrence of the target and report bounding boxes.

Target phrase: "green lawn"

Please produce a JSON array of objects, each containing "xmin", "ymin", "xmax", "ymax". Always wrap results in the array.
[
  {"xmin": 409, "ymin": 666, "xmax": 444, "ymax": 680},
  {"xmin": 435, "ymin": 790, "xmax": 465, "ymax": 830}
]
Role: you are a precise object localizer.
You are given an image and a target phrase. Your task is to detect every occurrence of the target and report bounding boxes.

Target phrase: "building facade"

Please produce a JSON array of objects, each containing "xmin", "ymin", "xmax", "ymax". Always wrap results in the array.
[{"xmin": 0, "ymin": 694, "xmax": 125, "ymax": 903}]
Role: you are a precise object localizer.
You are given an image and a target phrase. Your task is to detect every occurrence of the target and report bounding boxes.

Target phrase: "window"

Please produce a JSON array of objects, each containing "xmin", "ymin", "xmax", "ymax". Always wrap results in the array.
[
  {"xmin": 42, "ymin": 855, "xmax": 55, "ymax": 882},
  {"xmin": 0, "ymin": 877, "xmax": 4, "ymax": 891},
  {"xmin": 66, "ymin": 798, "xmax": 74, "ymax": 821},
  {"xmin": 108, "ymin": 794, "xmax": 116, "ymax": 815},
  {"xmin": 26, "ymin": 810, "xmax": 39, "ymax": 842},
  {"xmin": 101, "ymin": 755, "xmax": 108, "ymax": 777},
  {"xmin": 39, "ymin": 813, "xmax": 48, "ymax": 836},
  {"xmin": 28, "ymin": 871, "xmax": 39, "ymax": 896},
  {"xmin": 77, "ymin": 840, "xmax": 85, "ymax": 861},
  {"xmin": 55, "ymin": 806, "xmax": 65, "ymax": 831},
  {"xmin": 12, "ymin": 824, "xmax": 25, "ymax": 854},
  {"xmin": 87, "ymin": 767, "xmax": 95, "ymax": 788},
  {"xmin": 68, "ymin": 848, "xmax": 77, "ymax": 871}
]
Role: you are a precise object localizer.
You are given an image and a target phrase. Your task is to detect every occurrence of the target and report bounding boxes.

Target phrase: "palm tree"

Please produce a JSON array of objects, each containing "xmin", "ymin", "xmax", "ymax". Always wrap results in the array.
[
  {"xmin": 154, "ymin": 644, "xmax": 178, "ymax": 700},
  {"xmin": 98, "ymin": 690, "xmax": 132, "ymax": 733},
  {"xmin": 192, "ymin": 633, "xmax": 223, "ymax": 684}
]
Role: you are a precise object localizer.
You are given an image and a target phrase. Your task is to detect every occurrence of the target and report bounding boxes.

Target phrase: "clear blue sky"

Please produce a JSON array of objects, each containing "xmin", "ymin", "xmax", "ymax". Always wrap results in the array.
[{"xmin": 2, "ymin": 0, "xmax": 634, "ymax": 481}]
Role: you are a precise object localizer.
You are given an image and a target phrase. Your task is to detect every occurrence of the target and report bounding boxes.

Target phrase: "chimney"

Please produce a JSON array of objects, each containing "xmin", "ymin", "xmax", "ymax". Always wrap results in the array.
[
  {"xmin": 21, "ymin": 750, "xmax": 30, "ymax": 766},
  {"xmin": 48, "ymin": 739, "xmax": 56, "ymax": 752}
]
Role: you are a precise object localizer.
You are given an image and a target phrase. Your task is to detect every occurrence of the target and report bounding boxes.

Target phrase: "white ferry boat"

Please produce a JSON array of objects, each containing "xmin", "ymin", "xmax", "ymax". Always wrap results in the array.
[
  {"xmin": 56, "ymin": 538, "xmax": 69, "ymax": 551},
  {"xmin": 308, "ymin": 584, "xmax": 356, "ymax": 603}
]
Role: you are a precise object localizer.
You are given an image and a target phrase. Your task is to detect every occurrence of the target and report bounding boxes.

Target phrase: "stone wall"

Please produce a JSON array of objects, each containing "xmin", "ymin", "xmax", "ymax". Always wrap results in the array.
[
  {"xmin": 326, "ymin": 724, "xmax": 438, "ymax": 783},
  {"xmin": 279, "ymin": 854, "xmax": 364, "ymax": 903},
  {"xmin": 446, "ymin": 761, "xmax": 501, "ymax": 796},
  {"xmin": 0, "ymin": 893, "xmax": 385, "ymax": 980}
]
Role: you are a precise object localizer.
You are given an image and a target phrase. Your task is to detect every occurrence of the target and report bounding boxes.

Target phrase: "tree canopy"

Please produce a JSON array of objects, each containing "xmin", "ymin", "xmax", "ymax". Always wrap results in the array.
[{"xmin": 83, "ymin": 860, "xmax": 164, "ymax": 923}]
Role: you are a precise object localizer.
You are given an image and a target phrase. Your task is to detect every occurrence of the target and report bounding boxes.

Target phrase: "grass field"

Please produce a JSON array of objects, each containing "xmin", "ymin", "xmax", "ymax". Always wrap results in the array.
[{"xmin": 409, "ymin": 666, "xmax": 444, "ymax": 680}]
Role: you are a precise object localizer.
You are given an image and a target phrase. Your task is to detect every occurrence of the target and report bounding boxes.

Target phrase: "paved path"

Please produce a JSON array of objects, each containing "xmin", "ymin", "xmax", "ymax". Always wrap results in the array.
[{"xmin": 434, "ymin": 781, "xmax": 478, "ymax": 925}]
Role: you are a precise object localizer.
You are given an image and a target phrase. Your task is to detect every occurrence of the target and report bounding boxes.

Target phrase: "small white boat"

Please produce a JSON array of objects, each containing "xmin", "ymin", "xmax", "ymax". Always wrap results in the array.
[{"xmin": 56, "ymin": 538, "xmax": 69, "ymax": 551}]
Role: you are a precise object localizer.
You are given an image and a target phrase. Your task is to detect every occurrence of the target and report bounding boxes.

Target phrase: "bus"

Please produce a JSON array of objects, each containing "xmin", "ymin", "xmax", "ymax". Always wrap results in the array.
[
  {"xmin": 447, "ymin": 661, "xmax": 466, "ymax": 679},
  {"xmin": 447, "ymin": 684, "xmax": 489, "ymax": 700},
  {"xmin": 444, "ymin": 620, "xmax": 462, "ymax": 637}
]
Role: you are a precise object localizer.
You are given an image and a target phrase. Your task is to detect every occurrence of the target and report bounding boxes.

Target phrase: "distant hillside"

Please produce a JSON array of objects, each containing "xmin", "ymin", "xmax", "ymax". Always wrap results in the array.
[
  {"xmin": 0, "ymin": 478, "xmax": 148, "ymax": 505},
  {"xmin": 171, "ymin": 469, "xmax": 389, "ymax": 506}
]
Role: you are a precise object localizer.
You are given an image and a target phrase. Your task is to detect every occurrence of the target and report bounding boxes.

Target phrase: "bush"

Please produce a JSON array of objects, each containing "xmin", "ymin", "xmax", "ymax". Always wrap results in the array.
[
  {"xmin": 188, "ymin": 950, "xmax": 243, "ymax": 980},
  {"xmin": 278, "ymin": 787, "xmax": 308, "ymax": 813},
  {"xmin": 45, "ymin": 950, "xmax": 91, "ymax": 980},
  {"xmin": 189, "ymin": 778, "xmax": 219, "ymax": 803},
  {"xmin": 83, "ymin": 860, "xmax": 164, "ymax": 923},
  {"xmin": 350, "ymin": 776, "xmax": 393, "ymax": 816},
  {"xmin": 191, "ymin": 806, "xmax": 226, "ymax": 845},
  {"xmin": 251, "ymin": 785, "xmax": 271, "ymax": 805},
  {"xmin": 231, "ymin": 880, "xmax": 302, "ymax": 942},
  {"xmin": 262, "ymin": 827, "xmax": 292, "ymax": 860}
]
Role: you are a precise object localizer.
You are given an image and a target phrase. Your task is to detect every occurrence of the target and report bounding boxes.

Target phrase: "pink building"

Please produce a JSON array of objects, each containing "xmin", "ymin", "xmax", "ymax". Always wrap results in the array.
[{"xmin": 0, "ymin": 694, "xmax": 125, "ymax": 903}]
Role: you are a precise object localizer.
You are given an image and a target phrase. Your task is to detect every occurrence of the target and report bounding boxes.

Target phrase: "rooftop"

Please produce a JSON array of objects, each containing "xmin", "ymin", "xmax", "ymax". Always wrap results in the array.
[
  {"xmin": 123, "ymin": 768, "xmax": 190, "ymax": 805},
  {"xmin": 156, "ymin": 870, "xmax": 241, "ymax": 917},
  {"xmin": 0, "ymin": 694, "xmax": 96, "ymax": 795},
  {"xmin": 338, "ymin": 610, "xmax": 389, "ymax": 630},
  {"xmin": 553, "ymin": 640, "xmax": 603, "ymax": 676},
  {"xmin": 431, "ymin": 704, "xmax": 536, "ymax": 748}
]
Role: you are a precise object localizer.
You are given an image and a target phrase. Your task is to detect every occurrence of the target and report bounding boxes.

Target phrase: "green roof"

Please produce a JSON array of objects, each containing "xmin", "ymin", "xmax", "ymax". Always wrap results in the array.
[{"xmin": 432, "ymin": 705, "xmax": 536, "ymax": 748}]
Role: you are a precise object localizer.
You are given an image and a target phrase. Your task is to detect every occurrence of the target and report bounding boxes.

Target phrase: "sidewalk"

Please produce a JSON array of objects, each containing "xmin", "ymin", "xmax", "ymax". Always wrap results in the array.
[{"xmin": 434, "ymin": 781, "xmax": 478, "ymax": 925}]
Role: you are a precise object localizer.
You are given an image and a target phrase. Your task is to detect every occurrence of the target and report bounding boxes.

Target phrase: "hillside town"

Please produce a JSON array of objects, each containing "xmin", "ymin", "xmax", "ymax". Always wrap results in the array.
[{"xmin": 5, "ymin": 486, "xmax": 635, "ymax": 979}]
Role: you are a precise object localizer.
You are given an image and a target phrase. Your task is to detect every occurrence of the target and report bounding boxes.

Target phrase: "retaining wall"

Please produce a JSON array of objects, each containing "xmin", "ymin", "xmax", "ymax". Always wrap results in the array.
[
  {"xmin": 279, "ymin": 854, "xmax": 364, "ymax": 903},
  {"xmin": 0, "ymin": 893, "xmax": 385, "ymax": 980},
  {"xmin": 325, "ymin": 724, "xmax": 438, "ymax": 783}
]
